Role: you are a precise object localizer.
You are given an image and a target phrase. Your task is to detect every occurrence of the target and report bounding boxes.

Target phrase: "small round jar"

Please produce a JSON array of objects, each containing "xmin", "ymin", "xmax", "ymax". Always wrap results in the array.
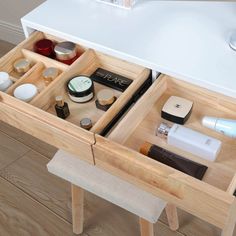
[
  {"xmin": 34, "ymin": 39, "xmax": 55, "ymax": 57},
  {"xmin": 80, "ymin": 118, "xmax": 93, "ymax": 130},
  {"xmin": 0, "ymin": 72, "xmax": 13, "ymax": 92},
  {"xmin": 97, "ymin": 89, "xmax": 116, "ymax": 106},
  {"xmin": 13, "ymin": 83, "xmax": 38, "ymax": 102},
  {"xmin": 54, "ymin": 41, "xmax": 78, "ymax": 65},
  {"xmin": 42, "ymin": 67, "xmax": 59, "ymax": 85},
  {"xmin": 13, "ymin": 58, "xmax": 31, "ymax": 75},
  {"xmin": 67, "ymin": 76, "xmax": 94, "ymax": 103}
]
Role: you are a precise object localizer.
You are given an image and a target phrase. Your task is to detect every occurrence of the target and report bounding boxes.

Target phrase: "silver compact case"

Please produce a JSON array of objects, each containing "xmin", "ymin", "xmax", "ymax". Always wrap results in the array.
[{"xmin": 67, "ymin": 76, "xmax": 94, "ymax": 103}]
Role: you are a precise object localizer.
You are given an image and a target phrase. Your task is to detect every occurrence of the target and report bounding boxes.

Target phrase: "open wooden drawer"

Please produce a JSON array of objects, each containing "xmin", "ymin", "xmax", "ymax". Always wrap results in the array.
[
  {"xmin": 94, "ymin": 75, "xmax": 236, "ymax": 230},
  {"xmin": 0, "ymin": 31, "xmax": 151, "ymax": 164}
]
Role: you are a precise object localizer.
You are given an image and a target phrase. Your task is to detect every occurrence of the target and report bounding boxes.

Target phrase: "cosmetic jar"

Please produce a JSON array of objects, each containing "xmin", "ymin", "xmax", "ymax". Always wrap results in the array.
[
  {"xmin": 13, "ymin": 58, "xmax": 31, "ymax": 75},
  {"xmin": 0, "ymin": 72, "xmax": 13, "ymax": 92},
  {"xmin": 67, "ymin": 76, "xmax": 94, "ymax": 103},
  {"xmin": 34, "ymin": 39, "xmax": 55, "ymax": 57},
  {"xmin": 42, "ymin": 67, "xmax": 59, "ymax": 85},
  {"xmin": 14, "ymin": 83, "xmax": 38, "ymax": 102},
  {"xmin": 80, "ymin": 118, "xmax": 93, "ymax": 130},
  {"xmin": 54, "ymin": 42, "xmax": 79, "ymax": 65},
  {"xmin": 95, "ymin": 89, "xmax": 116, "ymax": 111}
]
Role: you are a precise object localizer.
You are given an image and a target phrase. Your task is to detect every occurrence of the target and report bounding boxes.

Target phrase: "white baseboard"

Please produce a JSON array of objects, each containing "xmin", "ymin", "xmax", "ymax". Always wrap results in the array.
[{"xmin": 0, "ymin": 20, "xmax": 25, "ymax": 45}]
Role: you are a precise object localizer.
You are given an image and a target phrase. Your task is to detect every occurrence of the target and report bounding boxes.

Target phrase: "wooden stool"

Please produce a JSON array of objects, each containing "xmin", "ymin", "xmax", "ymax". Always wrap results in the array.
[{"xmin": 47, "ymin": 150, "xmax": 179, "ymax": 236}]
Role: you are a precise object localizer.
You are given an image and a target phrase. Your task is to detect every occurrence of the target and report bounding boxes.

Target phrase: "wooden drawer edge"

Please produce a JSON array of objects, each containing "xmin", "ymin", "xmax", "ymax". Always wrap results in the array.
[{"xmin": 93, "ymin": 135, "xmax": 235, "ymax": 229}]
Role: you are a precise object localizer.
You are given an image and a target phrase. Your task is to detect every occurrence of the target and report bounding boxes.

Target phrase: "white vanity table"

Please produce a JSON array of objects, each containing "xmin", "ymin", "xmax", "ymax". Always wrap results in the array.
[
  {"xmin": 22, "ymin": 0, "xmax": 236, "ymax": 97},
  {"xmin": 1, "ymin": 0, "xmax": 236, "ymax": 235}
]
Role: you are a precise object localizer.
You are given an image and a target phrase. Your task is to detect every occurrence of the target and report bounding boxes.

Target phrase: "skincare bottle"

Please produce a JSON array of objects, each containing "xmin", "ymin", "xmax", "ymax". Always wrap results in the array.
[
  {"xmin": 55, "ymin": 96, "xmax": 70, "ymax": 119},
  {"xmin": 202, "ymin": 117, "xmax": 236, "ymax": 138},
  {"xmin": 156, "ymin": 123, "xmax": 222, "ymax": 162}
]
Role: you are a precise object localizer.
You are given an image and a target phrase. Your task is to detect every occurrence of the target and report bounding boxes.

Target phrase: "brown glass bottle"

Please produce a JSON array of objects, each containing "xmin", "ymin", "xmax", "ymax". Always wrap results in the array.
[{"xmin": 55, "ymin": 96, "xmax": 70, "ymax": 119}]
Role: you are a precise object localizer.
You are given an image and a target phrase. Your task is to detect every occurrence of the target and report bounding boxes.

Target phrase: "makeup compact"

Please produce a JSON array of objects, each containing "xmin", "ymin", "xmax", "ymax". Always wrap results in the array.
[
  {"xmin": 13, "ymin": 83, "xmax": 38, "ymax": 102},
  {"xmin": 95, "ymin": 89, "xmax": 117, "ymax": 111},
  {"xmin": 67, "ymin": 76, "xmax": 94, "ymax": 103},
  {"xmin": 13, "ymin": 58, "xmax": 31, "ymax": 75},
  {"xmin": 54, "ymin": 41, "xmax": 78, "ymax": 65},
  {"xmin": 34, "ymin": 39, "xmax": 55, "ymax": 57},
  {"xmin": 42, "ymin": 67, "xmax": 59, "ymax": 85},
  {"xmin": 80, "ymin": 118, "xmax": 93, "ymax": 130},
  {"xmin": 0, "ymin": 72, "xmax": 13, "ymax": 92},
  {"xmin": 161, "ymin": 96, "xmax": 193, "ymax": 125}
]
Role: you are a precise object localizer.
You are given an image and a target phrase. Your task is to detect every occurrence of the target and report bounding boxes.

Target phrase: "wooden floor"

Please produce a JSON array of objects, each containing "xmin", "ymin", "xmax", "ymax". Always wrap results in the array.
[{"xmin": 0, "ymin": 40, "xmax": 235, "ymax": 236}]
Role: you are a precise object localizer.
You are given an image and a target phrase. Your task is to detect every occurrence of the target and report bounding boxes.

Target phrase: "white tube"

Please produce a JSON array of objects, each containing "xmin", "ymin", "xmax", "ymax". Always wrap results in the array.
[{"xmin": 202, "ymin": 117, "xmax": 236, "ymax": 138}]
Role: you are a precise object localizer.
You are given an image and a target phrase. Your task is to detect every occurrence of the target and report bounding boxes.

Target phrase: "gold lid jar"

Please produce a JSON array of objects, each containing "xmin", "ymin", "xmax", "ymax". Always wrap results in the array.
[
  {"xmin": 13, "ymin": 58, "xmax": 31, "ymax": 74},
  {"xmin": 42, "ymin": 67, "xmax": 59, "ymax": 85},
  {"xmin": 54, "ymin": 42, "xmax": 77, "ymax": 61}
]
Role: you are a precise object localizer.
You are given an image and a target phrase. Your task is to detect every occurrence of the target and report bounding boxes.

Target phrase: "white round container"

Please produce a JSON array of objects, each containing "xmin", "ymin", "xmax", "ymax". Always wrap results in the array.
[
  {"xmin": 13, "ymin": 83, "xmax": 38, "ymax": 102},
  {"xmin": 0, "ymin": 72, "xmax": 13, "ymax": 92}
]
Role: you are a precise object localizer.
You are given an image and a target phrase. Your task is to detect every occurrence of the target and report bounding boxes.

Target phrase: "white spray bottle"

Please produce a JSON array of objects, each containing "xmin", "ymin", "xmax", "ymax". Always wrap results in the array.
[{"xmin": 202, "ymin": 117, "xmax": 236, "ymax": 138}]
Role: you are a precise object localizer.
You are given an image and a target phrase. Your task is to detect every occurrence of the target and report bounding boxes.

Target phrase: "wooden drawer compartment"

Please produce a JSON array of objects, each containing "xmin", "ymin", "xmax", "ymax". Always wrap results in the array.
[
  {"xmin": 0, "ymin": 31, "xmax": 151, "ymax": 164},
  {"xmin": 94, "ymin": 75, "xmax": 236, "ymax": 229}
]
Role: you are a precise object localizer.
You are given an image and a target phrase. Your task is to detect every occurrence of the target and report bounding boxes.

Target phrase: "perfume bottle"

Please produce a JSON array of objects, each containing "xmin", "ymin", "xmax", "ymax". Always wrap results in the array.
[
  {"xmin": 156, "ymin": 123, "xmax": 222, "ymax": 162},
  {"xmin": 55, "ymin": 96, "xmax": 70, "ymax": 119}
]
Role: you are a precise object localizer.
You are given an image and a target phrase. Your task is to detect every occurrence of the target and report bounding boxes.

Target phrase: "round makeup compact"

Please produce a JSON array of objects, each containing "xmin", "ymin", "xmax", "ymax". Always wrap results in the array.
[
  {"xmin": 0, "ymin": 72, "xmax": 12, "ymax": 92},
  {"xmin": 67, "ymin": 76, "xmax": 94, "ymax": 103},
  {"xmin": 14, "ymin": 83, "xmax": 38, "ymax": 102},
  {"xmin": 14, "ymin": 58, "xmax": 31, "ymax": 75}
]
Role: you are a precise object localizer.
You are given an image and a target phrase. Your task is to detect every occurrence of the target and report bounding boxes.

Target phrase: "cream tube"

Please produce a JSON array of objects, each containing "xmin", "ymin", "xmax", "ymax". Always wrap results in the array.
[{"xmin": 202, "ymin": 117, "xmax": 236, "ymax": 138}]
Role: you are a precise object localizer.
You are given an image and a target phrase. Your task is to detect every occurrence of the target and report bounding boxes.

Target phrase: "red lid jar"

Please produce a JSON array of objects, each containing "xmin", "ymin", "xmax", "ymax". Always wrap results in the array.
[{"xmin": 34, "ymin": 39, "xmax": 55, "ymax": 58}]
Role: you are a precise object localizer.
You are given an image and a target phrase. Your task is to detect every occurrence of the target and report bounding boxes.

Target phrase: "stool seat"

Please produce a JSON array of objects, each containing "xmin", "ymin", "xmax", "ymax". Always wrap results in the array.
[{"xmin": 47, "ymin": 150, "xmax": 167, "ymax": 223}]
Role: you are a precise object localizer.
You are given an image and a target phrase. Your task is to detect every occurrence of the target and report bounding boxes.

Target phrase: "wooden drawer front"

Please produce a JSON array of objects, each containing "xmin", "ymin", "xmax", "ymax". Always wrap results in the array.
[
  {"xmin": 0, "ymin": 31, "xmax": 151, "ymax": 164},
  {"xmin": 94, "ymin": 75, "xmax": 236, "ymax": 228}
]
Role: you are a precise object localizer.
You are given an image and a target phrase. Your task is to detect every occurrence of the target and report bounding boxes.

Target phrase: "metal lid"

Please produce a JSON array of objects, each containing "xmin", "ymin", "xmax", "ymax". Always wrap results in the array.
[
  {"xmin": 80, "ymin": 118, "xmax": 93, "ymax": 130},
  {"xmin": 156, "ymin": 123, "xmax": 171, "ymax": 138},
  {"xmin": 97, "ymin": 89, "xmax": 116, "ymax": 106},
  {"xmin": 43, "ymin": 67, "xmax": 59, "ymax": 80},
  {"xmin": 14, "ymin": 58, "xmax": 31, "ymax": 74},
  {"xmin": 55, "ymin": 95, "xmax": 64, "ymax": 107},
  {"xmin": 54, "ymin": 41, "xmax": 77, "ymax": 60}
]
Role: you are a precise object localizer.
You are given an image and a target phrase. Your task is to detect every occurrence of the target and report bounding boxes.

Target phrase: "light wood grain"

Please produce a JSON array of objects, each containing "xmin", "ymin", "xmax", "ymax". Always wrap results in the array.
[
  {"xmin": 0, "ymin": 131, "xmax": 30, "ymax": 170},
  {"xmin": 0, "ymin": 176, "xmax": 74, "ymax": 236},
  {"xmin": 165, "ymin": 204, "xmax": 179, "ymax": 231},
  {"xmin": 71, "ymin": 185, "xmax": 84, "ymax": 234},
  {"xmin": 94, "ymin": 75, "xmax": 236, "ymax": 232},
  {"xmin": 139, "ymin": 218, "xmax": 154, "ymax": 236},
  {"xmin": 0, "ymin": 121, "xmax": 57, "ymax": 158}
]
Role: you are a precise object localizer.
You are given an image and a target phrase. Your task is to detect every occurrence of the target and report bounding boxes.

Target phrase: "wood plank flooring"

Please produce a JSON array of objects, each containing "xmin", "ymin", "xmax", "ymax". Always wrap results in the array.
[{"xmin": 0, "ymin": 39, "xmax": 235, "ymax": 236}]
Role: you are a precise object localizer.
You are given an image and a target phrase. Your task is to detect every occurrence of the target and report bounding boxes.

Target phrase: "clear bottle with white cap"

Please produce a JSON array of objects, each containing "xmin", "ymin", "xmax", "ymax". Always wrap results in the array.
[
  {"xmin": 156, "ymin": 123, "xmax": 222, "ymax": 162},
  {"xmin": 202, "ymin": 116, "xmax": 236, "ymax": 138}
]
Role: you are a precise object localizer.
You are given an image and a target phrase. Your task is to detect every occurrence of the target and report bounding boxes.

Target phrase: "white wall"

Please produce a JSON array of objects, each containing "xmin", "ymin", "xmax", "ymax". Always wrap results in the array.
[{"xmin": 0, "ymin": 0, "xmax": 45, "ymax": 44}]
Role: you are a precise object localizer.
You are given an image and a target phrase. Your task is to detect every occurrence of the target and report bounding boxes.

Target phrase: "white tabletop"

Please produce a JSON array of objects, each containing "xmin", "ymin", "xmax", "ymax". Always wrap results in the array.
[{"xmin": 22, "ymin": 0, "xmax": 236, "ymax": 97}]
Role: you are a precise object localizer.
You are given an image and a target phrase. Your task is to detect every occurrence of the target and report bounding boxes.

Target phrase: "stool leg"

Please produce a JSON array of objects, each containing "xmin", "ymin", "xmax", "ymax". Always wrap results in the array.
[
  {"xmin": 71, "ymin": 184, "xmax": 84, "ymax": 235},
  {"xmin": 165, "ymin": 204, "xmax": 179, "ymax": 231},
  {"xmin": 139, "ymin": 217, "xmax": 154, "ymax": 236}
]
